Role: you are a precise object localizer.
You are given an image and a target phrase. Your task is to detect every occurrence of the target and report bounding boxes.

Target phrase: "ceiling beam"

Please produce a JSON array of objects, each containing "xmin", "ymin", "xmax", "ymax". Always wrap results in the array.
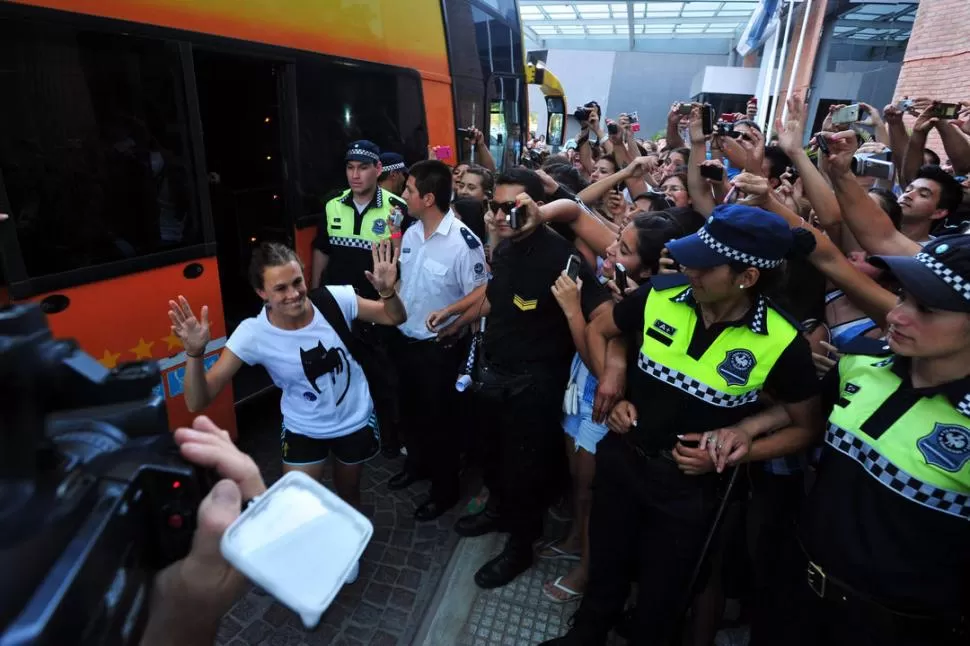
[
  {"xmin": 522, "ymin": 16, "xmax": 749, "ymax": 26},
  {"xmin": 522, "ymin": 24, "xmax": 545, "ymax": 47},
  {"xmin": 538, "ymin": 32, "xmax": 738, "ymax": 40},
  {"xmin": 627, "ymin": 1, "xmax": 636, "ymax": 50}
]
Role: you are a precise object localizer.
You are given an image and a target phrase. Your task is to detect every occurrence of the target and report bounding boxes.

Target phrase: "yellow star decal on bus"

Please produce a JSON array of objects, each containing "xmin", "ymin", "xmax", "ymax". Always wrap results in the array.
[
  {"xmin": 129, "ymin": 338, "xmax": 155, "ymax": 360},
  {"xmin": 99, "ymin": 349, "xmax": 121, "ymax": 369},
  {"xmin": 161, "ymin": 333, "xmax": 182, "ymax": 350}
]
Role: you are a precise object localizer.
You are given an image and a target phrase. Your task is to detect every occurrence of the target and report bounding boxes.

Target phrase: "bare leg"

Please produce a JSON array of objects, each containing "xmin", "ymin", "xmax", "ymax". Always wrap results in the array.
[
  {"xmin": 283, "ymin": 461, "xmax": 326, "ymax": 481},
  {"xmin": 332, "ymin": 460, "xmax": 364, "ymax": 511},
  {"xmin": 544, "ymin": 446, "xmax": 596, "ymax": 600},
  {"xmin": 539, "ymin": 436, "xmax": 583, "ymax": 556}
]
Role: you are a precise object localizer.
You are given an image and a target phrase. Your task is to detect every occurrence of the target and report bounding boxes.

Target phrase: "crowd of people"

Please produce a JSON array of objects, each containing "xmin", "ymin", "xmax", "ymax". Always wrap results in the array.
[{"xmin": 163, "ymin": 93, "xmax": 970, "ymax": 646}]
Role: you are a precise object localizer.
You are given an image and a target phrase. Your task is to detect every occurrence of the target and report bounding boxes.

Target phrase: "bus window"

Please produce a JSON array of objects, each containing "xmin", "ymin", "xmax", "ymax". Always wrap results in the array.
[
  {"xmin": 293, "ymin": 60, "xmax": 427, "ymax": 223},
  {"xmin": 0, "ymin": 18, "xmax": 202, "ymax": 280}
]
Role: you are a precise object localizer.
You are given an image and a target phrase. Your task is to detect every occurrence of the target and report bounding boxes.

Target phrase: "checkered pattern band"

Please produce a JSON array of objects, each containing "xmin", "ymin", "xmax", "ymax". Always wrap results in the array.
[
  {"xmin": 637, "ymin": 353, "xmax": 760, "ymax": 408},
  {"xmin": 915, "ymin": 252, "xmax": 970, "ymax": 301},
  {"xmin": 698, "ymin": 228, "xmax": 783, "ymax": 269},
  {"xmin": 348, "ymin": 148, "xmax": 380, "ymax": 162},
  {"xmin": 331, "ymin": 236, "xmax": 373, "ymax": 250},
  {"xmin": 383, "ymin": 162, "xmax": 406, "ymax": 173},
  {"xmin": 671, "ymin": 288, "xmax": 769, "ymax": 335},
  {"xmin": 958, "ymin": 394, "xmax": 970, "ymax": 419},
  {"xmin": 826, "ymin": 423, "xmax": 970, "ymax": 520}
]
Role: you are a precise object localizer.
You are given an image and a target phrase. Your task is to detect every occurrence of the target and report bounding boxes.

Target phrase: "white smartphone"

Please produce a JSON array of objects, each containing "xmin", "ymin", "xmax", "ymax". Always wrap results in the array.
[
  {"xmin": 565, "ymin": 254, "xmax": 581, "ymax": 281},
  {"xmin": 220, "ymin": 471, "xmax": 373, "ymax": 628}
]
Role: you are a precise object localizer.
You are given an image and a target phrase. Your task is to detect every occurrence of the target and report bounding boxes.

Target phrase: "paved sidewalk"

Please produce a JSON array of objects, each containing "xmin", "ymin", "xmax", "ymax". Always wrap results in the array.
[{"xmin": 215, "ymin": 397, "xmax": 464, "ymax": 646}]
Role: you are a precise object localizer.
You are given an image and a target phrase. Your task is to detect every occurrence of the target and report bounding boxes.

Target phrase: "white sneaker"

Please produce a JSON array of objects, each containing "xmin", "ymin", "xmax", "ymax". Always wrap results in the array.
[{"xmin": 344, "ymin": 560, "xmax": 360, "ymax": 585}]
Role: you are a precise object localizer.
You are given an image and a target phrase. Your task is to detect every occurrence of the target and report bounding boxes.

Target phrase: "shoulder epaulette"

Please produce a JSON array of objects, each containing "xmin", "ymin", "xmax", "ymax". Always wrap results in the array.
[{"xmin": 460, "ymin": 227, "xmax": 481, "ymax": 249}]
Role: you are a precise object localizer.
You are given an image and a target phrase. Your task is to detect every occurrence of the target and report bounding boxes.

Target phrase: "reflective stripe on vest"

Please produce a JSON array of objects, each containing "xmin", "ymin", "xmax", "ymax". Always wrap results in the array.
[
  {"xmin": 828, "ymin": 354, "xmax": 970, "ymax": 520},
  {"xmin": 639, "ymin": 285, "xmax": 797, "ymax": 408},
  {"xmin": 325, "ymin": 188, "xmax": 403, "ymax": 249}
]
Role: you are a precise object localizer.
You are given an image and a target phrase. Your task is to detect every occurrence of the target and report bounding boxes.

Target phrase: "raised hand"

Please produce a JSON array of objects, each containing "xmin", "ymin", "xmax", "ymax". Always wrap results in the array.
[
  {"xmin": 733, "ymin": 171, "xmax": 772, "ymax": 206},
  {"xmin": 776, "ymin": 93, "xmax": 807, "ymax": 154},
  {"xmin": 688, "ymin": 105, "xmax": 706, "ymax": 144},
  {"xmin": 551, "ymin": 271, "xmax": 583, "ymax": 320},
  {"xmin": 365, "ymin": 239, "xmax": 400, "ymax": 295},
  {"xmin": 820, "ymin": 130, "xmax": 860, "ymax": 177},
  {"xmin": 168, "ymin": 296, "xmax": 210, "ymax": 356}
]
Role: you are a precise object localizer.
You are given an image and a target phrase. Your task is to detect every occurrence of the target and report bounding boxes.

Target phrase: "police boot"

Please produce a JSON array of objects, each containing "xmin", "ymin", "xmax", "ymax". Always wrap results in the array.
[{"xmin": 473, "ymin": 537, "xmax": 533, "ymax": 589}]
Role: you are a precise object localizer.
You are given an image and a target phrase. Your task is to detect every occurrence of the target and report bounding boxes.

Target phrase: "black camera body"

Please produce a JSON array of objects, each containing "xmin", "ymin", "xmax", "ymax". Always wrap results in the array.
[
  {"xmin": 1, "ymin": 304, "xmax": 209, "ymax": 646},
  {"xmin": 573, "ymin": 106, "xmax": 592, "ymax": 123},
  {"xmin": 715, "ymin": 121, "xmax": 741, "ymax": 139}
]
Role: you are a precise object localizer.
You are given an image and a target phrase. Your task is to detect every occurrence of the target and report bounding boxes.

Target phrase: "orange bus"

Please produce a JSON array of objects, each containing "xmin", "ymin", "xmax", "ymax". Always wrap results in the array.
[{"xmin": 0, "ymin": 0, "xmax": 529, "ymax": 436}]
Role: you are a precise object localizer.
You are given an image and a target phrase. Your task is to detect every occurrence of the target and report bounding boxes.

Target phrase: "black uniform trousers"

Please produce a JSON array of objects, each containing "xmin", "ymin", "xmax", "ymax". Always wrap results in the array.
[
  {"xmin": 391, "ymin": 334, "xmax": 463, "ymax": 501},
  {"xmin": 354, "ymin": 321, "xmax": 401, "ymax": 450},
  {"xmin": 474, "ymin": 374, "xmax": 568, "ymax": 546},
  {"xmin": 573, "ymin": 432, "xmax": 718, "ymax": 645},
  {"xmin": 752, "ymin": 537, "xmax": 967, "ymax": 646}
]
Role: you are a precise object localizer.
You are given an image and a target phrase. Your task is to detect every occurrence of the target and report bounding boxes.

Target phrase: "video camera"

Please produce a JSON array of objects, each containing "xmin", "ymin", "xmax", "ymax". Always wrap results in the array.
[
  {"xmin": 573, "ymin": 105, "xmax": 595, "ymax": 123},
  {"xmin": 0, "ymin": 304, "xmax": 210, "ymax": 645},
  {"xmin": 851, "ymin": 150, "xmax": 894, "ymax": 180}
]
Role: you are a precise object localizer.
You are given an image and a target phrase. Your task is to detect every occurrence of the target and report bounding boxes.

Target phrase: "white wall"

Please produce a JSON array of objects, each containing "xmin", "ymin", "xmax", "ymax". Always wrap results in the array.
[
  {"xmin": 528, "ymin": 49, "xmax": 617, "ymax": 141},
  {"xmin": 690, "ymin": 66, "xmax": 760, "ymax": 97}
]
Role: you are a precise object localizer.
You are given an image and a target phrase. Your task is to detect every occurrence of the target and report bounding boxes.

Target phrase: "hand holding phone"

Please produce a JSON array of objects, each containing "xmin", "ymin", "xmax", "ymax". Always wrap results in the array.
[
  {"xmin": 566, "ymin": 254, "xmax": 581, "ymax": 281},
  {"xmin": 700, "ymin": 164, "xmax": 724, "ymax": 182},
  {"xmin": 614, "ymin": 263, "xmax": 628, "ymax": 293}
]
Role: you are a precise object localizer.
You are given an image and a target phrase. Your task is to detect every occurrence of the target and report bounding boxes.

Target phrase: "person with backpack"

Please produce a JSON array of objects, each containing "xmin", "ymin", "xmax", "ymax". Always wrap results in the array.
[{"xmin": 166, "ymin": 240, "xmax": 405, "ymax": 583}]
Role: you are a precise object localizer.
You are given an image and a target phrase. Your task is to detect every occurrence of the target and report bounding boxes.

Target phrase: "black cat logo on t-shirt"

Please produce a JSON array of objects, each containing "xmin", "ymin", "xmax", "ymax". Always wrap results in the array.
[{"xmin": 300, "ymin": 341, "xmax": 351, "ymax": 405}]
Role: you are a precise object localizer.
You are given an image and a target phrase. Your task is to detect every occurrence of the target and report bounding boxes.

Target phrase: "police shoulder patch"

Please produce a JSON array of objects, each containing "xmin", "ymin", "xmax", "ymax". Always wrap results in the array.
[
  {"xmin": 717, "ymin": 349, "xmax": 757, "ymax": 387},
  {"xmin": 918, "ymin": 423, "xmax": 970, "ymax": 472},
  {"xmin": 460, "ymin": 227, "xmax": 481, "ymax": 249}
]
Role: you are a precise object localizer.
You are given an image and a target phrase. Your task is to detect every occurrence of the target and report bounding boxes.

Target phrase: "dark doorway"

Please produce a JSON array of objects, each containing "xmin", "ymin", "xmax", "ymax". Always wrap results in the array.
[{"xmin": 194, "ymin": 49, "xmax": 290, "ymax": 401}]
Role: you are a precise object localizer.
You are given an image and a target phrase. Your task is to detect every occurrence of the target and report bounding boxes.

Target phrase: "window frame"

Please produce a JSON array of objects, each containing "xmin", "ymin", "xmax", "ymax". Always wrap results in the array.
[{"xmin": 0, "ymin": 3, "xmax": 429, "ymax": 299}]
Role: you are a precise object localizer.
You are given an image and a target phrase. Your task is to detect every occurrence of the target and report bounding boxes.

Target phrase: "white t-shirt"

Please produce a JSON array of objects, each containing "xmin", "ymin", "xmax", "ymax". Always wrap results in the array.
[{"xmin": 225, "ymin": 286, "xmax": 373, "ymax": 439}]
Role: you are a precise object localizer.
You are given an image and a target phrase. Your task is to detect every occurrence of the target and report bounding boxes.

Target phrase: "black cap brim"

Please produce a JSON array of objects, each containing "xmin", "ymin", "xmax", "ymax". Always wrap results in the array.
[
  {"xmin": 346, "ymin": 154, "xmax": 379, "ymax": 164},
  {"xmin": 666, "ymin": 232, "xmax": 728, "ymax": 269},
  {"xmin": 869, "ymin": 254, "xmax": 970, "ymax": 312}
]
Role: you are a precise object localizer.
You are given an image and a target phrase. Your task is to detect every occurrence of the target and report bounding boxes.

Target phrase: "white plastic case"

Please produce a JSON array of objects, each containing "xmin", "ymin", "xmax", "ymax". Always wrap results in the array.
[{"xmin": 220, "ymin": 471, "xmax": 373, "ymax": 628}]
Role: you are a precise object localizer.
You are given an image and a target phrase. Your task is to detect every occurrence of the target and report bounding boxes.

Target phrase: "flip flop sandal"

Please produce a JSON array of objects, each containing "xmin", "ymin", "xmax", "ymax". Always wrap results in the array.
[
  {"xmin": 542, "ymin": 576, "xmax": 584, "ymax": 604},
  {"xmin": 536, "ymin": 541, "xmax": 581, "ymax": 561}
]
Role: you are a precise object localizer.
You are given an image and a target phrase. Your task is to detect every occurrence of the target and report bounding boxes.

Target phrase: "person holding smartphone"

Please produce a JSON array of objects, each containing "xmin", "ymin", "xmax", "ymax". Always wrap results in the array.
[{"xmin": 544, "ymin": 206, "xmax": 822, "ymax": 645}]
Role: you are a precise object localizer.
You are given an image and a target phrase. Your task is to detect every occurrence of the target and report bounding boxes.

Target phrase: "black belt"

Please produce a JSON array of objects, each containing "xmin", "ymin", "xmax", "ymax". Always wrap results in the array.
[{"xmin": 798, "ymin": 539, "xmax": 962, "ymax": 625}]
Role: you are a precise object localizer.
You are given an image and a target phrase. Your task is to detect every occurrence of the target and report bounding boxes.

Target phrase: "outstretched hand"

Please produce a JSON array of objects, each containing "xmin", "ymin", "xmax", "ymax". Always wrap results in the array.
[
  {"xmin": 168, "ymin": 296, "xmax": 211, "ymax": 356},
  {"xmin": 365, "ymin": 239, "xmax": 401, "ymax": 294}
]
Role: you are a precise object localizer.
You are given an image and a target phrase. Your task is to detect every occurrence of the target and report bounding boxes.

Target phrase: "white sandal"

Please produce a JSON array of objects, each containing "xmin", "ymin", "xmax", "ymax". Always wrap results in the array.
[{"xmin": 542, "ymin": 576, "xmax": 584, "ymax": 604}]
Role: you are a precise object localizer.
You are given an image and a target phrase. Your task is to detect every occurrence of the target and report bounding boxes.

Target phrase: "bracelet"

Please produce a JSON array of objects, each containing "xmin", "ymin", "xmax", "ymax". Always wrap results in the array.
[
  {"xmin": 379, "ymin": 289, "xmax": 397, "ymax": 300},
  {"xmin": 186, "ymin": 349, "xmax": 206, "ymax": 358}
]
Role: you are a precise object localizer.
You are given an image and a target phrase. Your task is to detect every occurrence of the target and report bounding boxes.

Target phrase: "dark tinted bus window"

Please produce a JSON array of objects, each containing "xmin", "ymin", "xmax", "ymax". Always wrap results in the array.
[
  {"xmin": 0, "ymin": 18, "xmax": 200, "ymax": 278},
  {"xmin": 294, "ymin": 61, "xmax": 427, "ymax": 219}
]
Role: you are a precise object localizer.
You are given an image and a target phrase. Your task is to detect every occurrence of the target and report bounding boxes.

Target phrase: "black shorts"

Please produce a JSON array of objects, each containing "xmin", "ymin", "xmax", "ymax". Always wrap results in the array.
[{"xmin": 281, "ymin": 418, "xmax": 380, "ymax": 466}]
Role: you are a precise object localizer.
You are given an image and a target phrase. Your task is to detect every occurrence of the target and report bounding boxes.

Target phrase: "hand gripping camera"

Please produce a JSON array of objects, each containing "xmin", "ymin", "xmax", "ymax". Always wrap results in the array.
[{"xmin": 0, "ymin": 304, "xmax": 210, "ymax": 646}]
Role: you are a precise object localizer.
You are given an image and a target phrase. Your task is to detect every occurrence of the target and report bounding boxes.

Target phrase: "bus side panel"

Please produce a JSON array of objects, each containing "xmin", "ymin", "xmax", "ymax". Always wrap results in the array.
[
  {"xmin": 23, "ymin": 258, "xmax": 238, "ymax": 438},
  {"xmin": 295, "ymin": 227, "xmax": 316, "ymax": 278},
  {"xmin": 422, "ymin": 78, "xmax": 459, "ymax": 162}
]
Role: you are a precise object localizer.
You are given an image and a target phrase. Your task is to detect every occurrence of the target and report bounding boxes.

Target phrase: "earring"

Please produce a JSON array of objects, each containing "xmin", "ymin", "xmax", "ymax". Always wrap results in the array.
[{"xmin": 739, "ymin": 285, "xmax": 746, "ymax": 290}]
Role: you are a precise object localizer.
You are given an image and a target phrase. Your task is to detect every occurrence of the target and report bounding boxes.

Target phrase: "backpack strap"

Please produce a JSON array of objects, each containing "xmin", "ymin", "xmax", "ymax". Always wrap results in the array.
[{"xmin": 308, "ymin": 287, "xmax": 357, "ymax": 353}]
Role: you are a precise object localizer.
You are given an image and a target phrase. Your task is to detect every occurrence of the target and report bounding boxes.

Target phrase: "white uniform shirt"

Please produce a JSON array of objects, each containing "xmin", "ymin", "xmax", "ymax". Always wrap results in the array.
[
  {"xmin": 398, "ymin": 211, "xmax": 488, "ymax": 340},
  {"xmin": 225, "ymin": 286, "xmax": 373, "ymax": 439}
]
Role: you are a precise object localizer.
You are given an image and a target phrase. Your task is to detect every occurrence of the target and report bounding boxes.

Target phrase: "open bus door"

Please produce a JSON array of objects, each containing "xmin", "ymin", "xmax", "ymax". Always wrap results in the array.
[{"xmin": 525, "ymin": 60, "xmax": 567, "ymax": 152}]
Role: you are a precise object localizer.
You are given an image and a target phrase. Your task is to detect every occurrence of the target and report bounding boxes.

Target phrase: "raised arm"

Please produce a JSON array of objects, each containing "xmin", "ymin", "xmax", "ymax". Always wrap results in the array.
[
  {"xmin": 823, "ymin": 131, "xmax": 922, "ymax": 256},
  {"xmin": 539, "ymin": 198, "xmax": 616, "ymax": 258},
  {"xmin": 686, "ymin": 106, "xmax": 716, "ymax": 216},
  {"xmin": 902, "ymin": 101, "xmax": 937, "ymax": 188},
  {"xmin": 356, "ymin": 240, "xmax": 407, "ymax": 326},
  {"xmin": 665, "ymin": 102, "xmax": 686, "ymax": 150},
  {"xmin": 936, "ymin": 119, "xmax": 970, "ymax": 175}
]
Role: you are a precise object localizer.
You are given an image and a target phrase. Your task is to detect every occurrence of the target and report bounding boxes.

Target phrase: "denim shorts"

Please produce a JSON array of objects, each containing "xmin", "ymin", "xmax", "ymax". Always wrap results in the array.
[{"xmin": 562, "ymin": 355, "xmax": 608, "ymax": 454}]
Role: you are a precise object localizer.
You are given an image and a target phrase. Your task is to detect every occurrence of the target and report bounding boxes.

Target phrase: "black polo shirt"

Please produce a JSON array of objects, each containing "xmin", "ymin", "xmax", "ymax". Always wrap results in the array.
[
  {"xmin": 612, "ymin": 277, "xmax": 818, "ymax": 452},
  {"xmin": 800, "ymin": 355, "xmax": 970, "ymax": 615},
  {"xmin": 483, "ymin": 225, "xmax": 609, "ymax": 381},
  {"xmin": 312, "ymin": 187, "xmax": 413, "ymax": 298}
]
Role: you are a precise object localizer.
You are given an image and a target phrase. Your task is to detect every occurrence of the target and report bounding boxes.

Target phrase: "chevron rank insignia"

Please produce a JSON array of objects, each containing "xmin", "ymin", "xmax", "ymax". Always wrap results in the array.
[
  {"xmin": 513, "ymin": 295, "xmax": 538, "ymax": 311},
  {"xmin": 460, "ymin": 227, "xmax": 481, "ymax": 249}
]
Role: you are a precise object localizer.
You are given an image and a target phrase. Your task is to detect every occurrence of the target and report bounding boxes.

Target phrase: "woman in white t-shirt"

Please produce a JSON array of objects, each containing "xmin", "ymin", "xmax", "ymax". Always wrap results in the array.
[{"xmin": 167, "ymin": 241, "xmax": 404, "ymax": 547}]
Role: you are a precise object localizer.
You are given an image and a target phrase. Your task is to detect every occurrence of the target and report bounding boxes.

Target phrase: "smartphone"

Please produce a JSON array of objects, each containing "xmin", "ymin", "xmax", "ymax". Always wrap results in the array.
[
  {"xmin": 630, "ymin": 111, "xmax": 640, "ymax": 133},
  {"xmin": 831, "ymin": 104, "xmax": 861, "ymax": 125},
  {"xmin": 701, "ymin": 104, "xmax": 714, "ymax": 136},
  {"xmin": 508, "ymin": 206, "xmax": 521, "ymax": 230},
  {"xmin": 815, "ymin": 133, "xmax": 830, "ymax": 155},
  {"xmin": 896, "ymin": 98, "xmax": 915, "ymax": 111},
  {"xmin": 700, "ymin": 164, "xmax": 724, "ymax": 182},
  {"xmin": 677, "ymin": 103, "xmax": 693, "ymax": 116},
  {"xmin": 607, "ymin": 122, "xmax": 619, "ymax": 136},
  {"xmin": 457, "ymin": 127, "xmax": 474, "ymax": 139},
  {"xmin": 719, "ymin": 113, "xmax": 738, "ymax": 124},
  {"xmin": 566, "ymin": 254, "xmax": 581, "ymax": 281},
  {"xmin": 614, "ymin": 263, "xmax": 628, "ymax": 292},
  {"xmin": 434, "ymin": 145, "xmax": 453, "ymax": 160},
  {"xmin": 930, "ymin": 102, "xmax": 961, "ymax": 119}
]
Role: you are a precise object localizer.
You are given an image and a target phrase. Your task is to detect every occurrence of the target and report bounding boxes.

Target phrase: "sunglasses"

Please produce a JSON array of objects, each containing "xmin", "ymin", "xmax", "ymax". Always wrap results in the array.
[{"xmin": 488, "ymin": 200, "xmax": 516, "ymax": 215}]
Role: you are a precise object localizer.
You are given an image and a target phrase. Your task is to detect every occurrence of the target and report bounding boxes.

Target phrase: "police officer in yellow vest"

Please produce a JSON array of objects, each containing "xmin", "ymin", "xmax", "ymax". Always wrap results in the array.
[
  {"xmin": 734, "ymin": 234, "xmax": 970, "ymax": 646},
  {"xmin": 311, "ymin": 140, "xmax": 410, "ymax": 298},
  {"xmin": 545, "ymin": 206, "xmax": 822, "ymax": 646}
]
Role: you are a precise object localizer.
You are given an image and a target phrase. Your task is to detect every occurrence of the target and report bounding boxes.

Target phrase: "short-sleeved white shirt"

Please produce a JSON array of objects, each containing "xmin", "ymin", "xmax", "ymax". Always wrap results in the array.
[
  {"xmin": 398, "ymin": 211, "xmax": 488, "ymax": 340},
  {"xmin": 225, "ymin": 286, "xmax": 372, "ymax": 439}
]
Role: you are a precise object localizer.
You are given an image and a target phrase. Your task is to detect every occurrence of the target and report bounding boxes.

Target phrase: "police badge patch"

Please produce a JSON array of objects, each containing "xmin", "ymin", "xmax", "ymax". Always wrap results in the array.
[
  {"xmin": 918, "ymin": 423, "xmax": 970, "ymax": 472},
  {"xmin": 372, "ymin": 218, "xmax": 387, "ymax": 235},
  {"xmin": 717, "ymin": 349, "xmax": 757, "ymax": 387}
]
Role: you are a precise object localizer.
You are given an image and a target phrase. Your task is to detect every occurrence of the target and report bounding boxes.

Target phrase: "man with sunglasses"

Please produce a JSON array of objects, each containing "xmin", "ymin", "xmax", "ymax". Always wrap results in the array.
[{"xmin": 440, "ymin": 167, "xmax": 612, "ymax": 589}]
